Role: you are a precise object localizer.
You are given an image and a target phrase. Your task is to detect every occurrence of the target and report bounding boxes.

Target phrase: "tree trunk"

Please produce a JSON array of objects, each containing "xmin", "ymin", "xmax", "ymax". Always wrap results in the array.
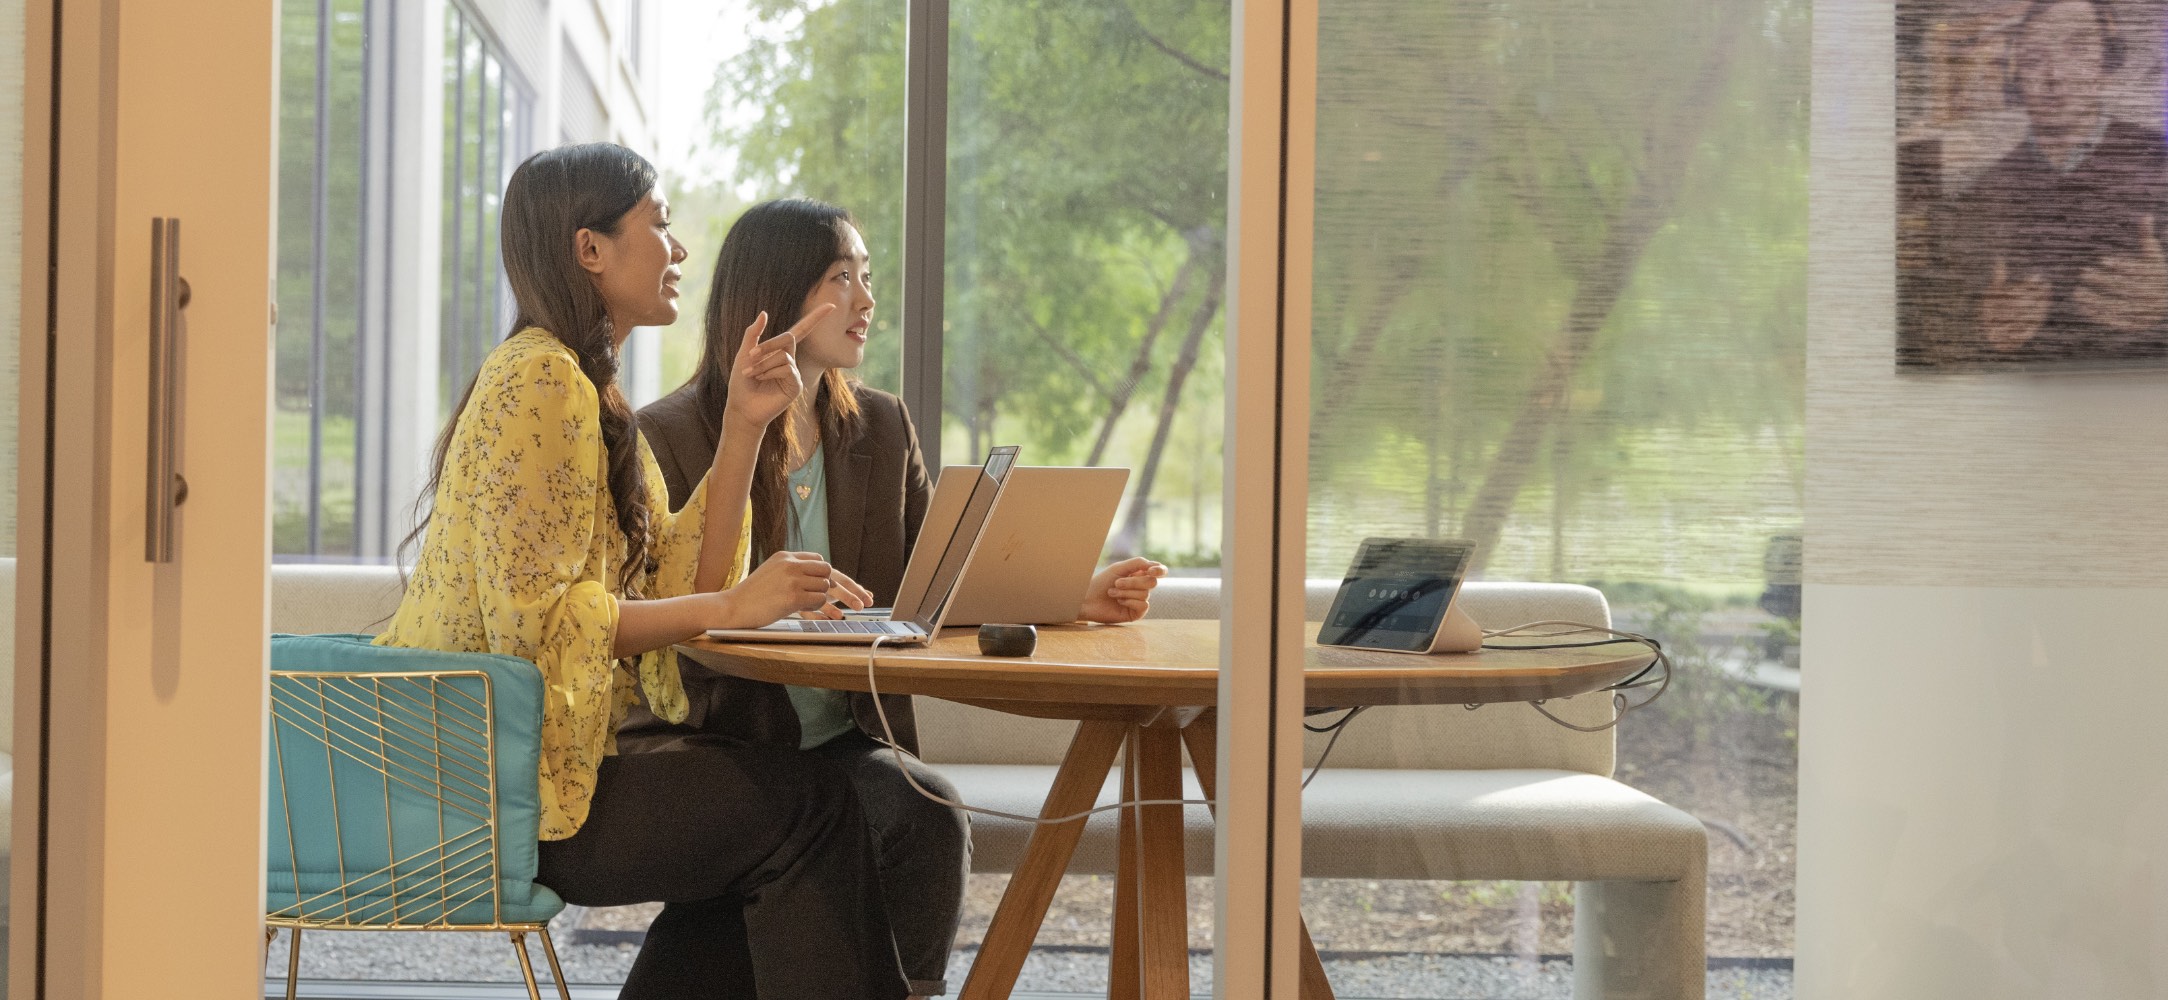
[
  {"xmin": 1305, "ymin": 257, "xmax": 1421, "ymax": 452},
  {"xmin": 1112, "ymin": 267, "xmax": 1224, "ymax": 556},
  {"xmin": 1087, "ymin": 240, "xmax": 1202, "ymax": 466},
  {"xmin": 1308, "ymin": 140, "xmax": 1485, "ymax": 452},
  {"xmin": 1456, "ymin": 24, "xmax": 1747, "ymax": 574},
  {"xmin": 1549, "ymin": 403, "xmax": 1571, "ymax": 582}
]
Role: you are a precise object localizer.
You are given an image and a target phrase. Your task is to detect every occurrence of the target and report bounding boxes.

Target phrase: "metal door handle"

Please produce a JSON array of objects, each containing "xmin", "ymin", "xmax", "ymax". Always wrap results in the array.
[{"xmin": 147, "ymin": 218, "xmax": 189, "ymax": 562}]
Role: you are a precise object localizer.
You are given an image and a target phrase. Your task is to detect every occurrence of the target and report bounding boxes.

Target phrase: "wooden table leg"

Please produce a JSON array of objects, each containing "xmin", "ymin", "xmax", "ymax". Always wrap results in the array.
[
  {"xmin": 961, "ymin": 720, "xmax": 1129, "ymax": 1000},
  {"xmin": 1110, "ymin": 723, "xmax": 1192, "ymax": 1000},
  {"xmin": 1179, "ymin": 715, "xmax": 1337, "ymax": 1000}
]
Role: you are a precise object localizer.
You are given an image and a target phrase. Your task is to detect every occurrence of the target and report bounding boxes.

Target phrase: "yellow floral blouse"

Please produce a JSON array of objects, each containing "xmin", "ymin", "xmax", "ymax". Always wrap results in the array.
[{"xmin": 376, "ymin": 328, "xmax": 749, "ymax": 841}]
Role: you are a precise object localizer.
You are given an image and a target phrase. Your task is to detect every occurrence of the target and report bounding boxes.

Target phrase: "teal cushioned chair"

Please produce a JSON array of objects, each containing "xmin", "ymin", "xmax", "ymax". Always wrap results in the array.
[{"xmin": 266, "ymin": 633, "xmax": 569, "ymax": 1000}]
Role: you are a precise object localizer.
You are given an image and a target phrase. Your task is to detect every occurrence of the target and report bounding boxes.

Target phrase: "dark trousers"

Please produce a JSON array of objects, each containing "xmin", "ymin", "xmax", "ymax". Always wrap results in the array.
[
  {"xmin": 809, "ymin": 730, "xmax": 972, "ymax": 995},
  {"xmin": 595, "ymin": 731, "xmax": 972, "ymax": 995},
  {"xmin": 535, "ymin": 741, "xmax": 911, "ymax": 1000}
]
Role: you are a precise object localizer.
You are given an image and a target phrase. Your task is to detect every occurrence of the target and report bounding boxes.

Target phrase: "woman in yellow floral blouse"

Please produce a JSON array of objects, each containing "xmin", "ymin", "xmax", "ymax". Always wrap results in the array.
[{"xmin": 376, "ymin": 143, "xmax": 908, "ymax": 999}]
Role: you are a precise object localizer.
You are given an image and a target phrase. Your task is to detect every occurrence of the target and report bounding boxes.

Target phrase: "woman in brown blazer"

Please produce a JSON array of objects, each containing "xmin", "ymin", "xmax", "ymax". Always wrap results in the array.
[{"xmin": 627, "ymin": 198, "xmax": 1163, "ymax": 997}]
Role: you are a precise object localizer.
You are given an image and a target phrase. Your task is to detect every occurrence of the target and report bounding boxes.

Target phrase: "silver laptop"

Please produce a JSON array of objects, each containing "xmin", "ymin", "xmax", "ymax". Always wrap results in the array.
[
  {"xmin": 939, "ymin": 466, "xmax": 1129, "ymax": 627},
  {"xmin": 703, "ymin": 445, "xmax": 1020, "ymax": 645}
]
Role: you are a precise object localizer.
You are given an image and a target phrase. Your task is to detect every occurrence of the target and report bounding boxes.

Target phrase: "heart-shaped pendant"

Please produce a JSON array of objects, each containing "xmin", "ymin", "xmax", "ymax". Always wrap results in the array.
[{"xmin": 795, "ymin": 483, "xmax": 813, "ymax": 502}]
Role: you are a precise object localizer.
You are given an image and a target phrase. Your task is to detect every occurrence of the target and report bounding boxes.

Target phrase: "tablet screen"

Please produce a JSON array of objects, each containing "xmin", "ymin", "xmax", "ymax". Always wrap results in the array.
[{"xmin": 1316, "ymin": 538, "xmax": 1475, "ymax": 652}]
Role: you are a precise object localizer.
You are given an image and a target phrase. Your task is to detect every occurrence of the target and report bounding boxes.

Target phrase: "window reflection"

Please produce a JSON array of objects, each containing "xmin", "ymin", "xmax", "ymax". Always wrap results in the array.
[{"xmin": 1307, "ymin": 0, "xmax": 1806, "ymax": 991}]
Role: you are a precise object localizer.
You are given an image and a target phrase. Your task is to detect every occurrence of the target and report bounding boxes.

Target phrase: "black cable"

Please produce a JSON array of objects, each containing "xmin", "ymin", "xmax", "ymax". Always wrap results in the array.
[
  {"xmin": 1481, "ymin": 620, "xmax": 1673, "ymax": 733},
  {"xmin": 1481, "ymin": 637, "xmax": 1648, "ymax": 651},
  {"xmin": 1303, "ymin": 707, "xmax": 1364, "ymax": 733},
  {"xmin": 1607, "ymin": 663, "xmax": 1660, "ymax": 689}
]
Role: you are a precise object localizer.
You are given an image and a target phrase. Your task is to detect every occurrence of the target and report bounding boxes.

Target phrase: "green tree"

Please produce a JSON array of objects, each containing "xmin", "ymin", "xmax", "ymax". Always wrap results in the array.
[
  {"xmin": 1307, "ymin": 0, "xmax": 1808, "ymax": 581},
  {"xmin": 719, "ymin": 0, "xmax": 1230, "ymax": 558},
  {"xmin": 653, "ymin": 170, "xmax": 751, "ymax": 389},
  {"xmin": 715, "ymin": 0, "xmax": 1806, "ymax": 582}
]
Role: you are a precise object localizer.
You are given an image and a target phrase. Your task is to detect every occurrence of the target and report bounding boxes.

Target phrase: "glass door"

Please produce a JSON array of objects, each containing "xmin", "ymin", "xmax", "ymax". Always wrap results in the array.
[
  {"xmin": 1296, "ymin": 0, "xmax": 1806, "ymax": 996},
  {"xmin": 3, "ymin": 0, "xmax": 24, "ymax": 988}
]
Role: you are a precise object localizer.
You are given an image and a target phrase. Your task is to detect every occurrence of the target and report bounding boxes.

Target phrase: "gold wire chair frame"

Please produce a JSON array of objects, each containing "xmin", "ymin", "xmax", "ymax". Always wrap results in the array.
[{"xmin": 267, "ymin": 666, "xmax": 570, "ymax": 1000}]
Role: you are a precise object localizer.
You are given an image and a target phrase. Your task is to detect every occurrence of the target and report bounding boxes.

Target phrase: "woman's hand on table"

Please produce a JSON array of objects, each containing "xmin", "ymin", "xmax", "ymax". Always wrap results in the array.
[
  {"xmin": 795, "ymin": 567, "xmax": 875, "ymax": 620},
  {"xmin": 1079, "ymin": 557, "xmax": 1167, "ymax": 624},
  {"xmin": 715, "ymin": 550, "xmax": 858, "ymax": 627}
]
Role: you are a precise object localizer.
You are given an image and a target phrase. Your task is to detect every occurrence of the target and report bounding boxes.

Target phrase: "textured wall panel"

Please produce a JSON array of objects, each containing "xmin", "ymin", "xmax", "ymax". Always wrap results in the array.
[{"xmin": 1811, "ymin": 0, "xmax": 2168, "ymax": 589}]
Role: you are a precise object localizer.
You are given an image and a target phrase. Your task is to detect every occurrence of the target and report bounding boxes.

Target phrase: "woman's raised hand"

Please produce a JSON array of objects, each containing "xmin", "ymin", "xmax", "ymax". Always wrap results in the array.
[{"xmin": 724, "ymin": 303, "xmax": 837, "ymax": 432}]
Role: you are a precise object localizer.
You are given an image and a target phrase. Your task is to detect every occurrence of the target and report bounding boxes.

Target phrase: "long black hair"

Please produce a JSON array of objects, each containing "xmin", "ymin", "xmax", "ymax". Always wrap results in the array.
[
  {"xmin": 692, "ymin": 198, "xmax": 864, "ymax": 562},
  {"xmin": 408, "ymin": 142, "xmax": 659, "ymax": 590}
]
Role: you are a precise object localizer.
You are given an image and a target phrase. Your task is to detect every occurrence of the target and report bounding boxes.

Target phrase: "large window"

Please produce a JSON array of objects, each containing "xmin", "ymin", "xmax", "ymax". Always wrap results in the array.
[
  {"xmin": 687, "ymin": 0, "xmax": 1231, "ymax": 568},
  {"xmin": 273, "ymin": 0, "xmax": 564, "ymax": 563},
  {"xmin": 438, "ymin": 3, "xmax": 529, "ymax": 413},
  {"xmin": 267, "ymin": 0, "xmax": 1803, "ymax": 994},
  {"xmin": 654, "ymin": 0, "xmax": 905, "ymax": 398},
  {"xmin": 274, "ymin": 0, "xmax": 373, "ymax": 556},
  {"xmin": 1302, "ymin": 0, "xmax": 1806, "ymax": 990},
  {"xmin": 941, "ymin": 0, "xmax": 1229, "ymax": 567}
]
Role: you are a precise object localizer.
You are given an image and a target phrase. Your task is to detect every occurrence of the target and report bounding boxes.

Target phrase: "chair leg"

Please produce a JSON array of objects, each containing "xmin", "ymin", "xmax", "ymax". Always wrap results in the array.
[
  {"xmin": 284, "ymin": 928, "xmax": 303, "ymax": 1000},
  {"xmin": 1571, "ymin": 878, "xmax": 1705, "ymax": 1000},
  {"xmin": 538, "ymin": 927, "xmax": 573, "ymax": 1000},
  {"xmin": 510, "ymin": 930, "xmax": 543, "ymax": 1000}
]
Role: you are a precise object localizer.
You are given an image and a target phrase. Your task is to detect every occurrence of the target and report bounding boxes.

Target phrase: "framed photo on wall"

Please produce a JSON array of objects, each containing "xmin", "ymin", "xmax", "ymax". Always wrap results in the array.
[{"xmin": 1896, "ymin": 0, "xmax": 2168, "ymax": 369}]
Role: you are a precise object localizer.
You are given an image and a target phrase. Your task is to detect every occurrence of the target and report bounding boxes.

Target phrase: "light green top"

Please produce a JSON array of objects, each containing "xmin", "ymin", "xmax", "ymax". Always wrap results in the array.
[{"xmin": 783, "ymin": 444, "xmax": 857, "ymax": 749}]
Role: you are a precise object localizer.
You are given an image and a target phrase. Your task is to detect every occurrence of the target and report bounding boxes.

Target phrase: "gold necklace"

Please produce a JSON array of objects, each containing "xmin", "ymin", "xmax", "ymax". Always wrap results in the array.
[{"xmin": 795, "ymin": 483, "xmax": 813, "ymax": 501}]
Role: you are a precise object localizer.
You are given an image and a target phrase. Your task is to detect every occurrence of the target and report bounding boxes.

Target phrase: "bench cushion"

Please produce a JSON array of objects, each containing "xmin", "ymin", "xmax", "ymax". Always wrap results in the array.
[
  {"xmin": 272, "ymin": 563, "xmax": 409, "ymax": 636},
  {"xmin": 944, "ymin": 764, "xmax": 1704, "ymax": 883}
]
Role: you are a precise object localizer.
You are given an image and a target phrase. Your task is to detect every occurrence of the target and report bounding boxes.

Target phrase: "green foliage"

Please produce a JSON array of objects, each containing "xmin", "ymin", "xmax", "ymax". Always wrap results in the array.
[
  {"xmin": 704, "ymin": 0, "xmax": 1807, "ymax": 581},
  {"xmin": 275, "ymin": 0, "xmax": 369, "ymax": 419},
  {"xmin": 274, "ymin": 0, "xmax": 369, "ymax": 555},
  {"xmin": 653, "ymin": 171, "xmax": 752, "ymax": 392},
  {"xmin": 272, "ymin": 409, "xmax": 357, "ymax": 556},
  {"xmin": 1305, "ymin": 0, "xmax": 1810, "ymax": 585},
  {"xmin": 717, "ymin": 0, "xmax": 1230, "ymax": 557},
  {"xmin": 722, "ymin": 0, "xmax": 909, "ymax": 395}
]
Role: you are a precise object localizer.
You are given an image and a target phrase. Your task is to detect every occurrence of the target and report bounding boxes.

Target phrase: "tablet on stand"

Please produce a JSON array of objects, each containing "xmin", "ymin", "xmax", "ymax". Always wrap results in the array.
[{"xmin": 1315, "ymin": 537, "xmax": 1482, "ymax": 654}]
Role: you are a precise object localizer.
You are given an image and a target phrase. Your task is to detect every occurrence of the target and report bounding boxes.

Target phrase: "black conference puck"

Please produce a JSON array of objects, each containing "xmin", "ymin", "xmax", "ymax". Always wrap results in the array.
[{"xmin": 977, "ymin": 624, "xmax": 1038, "ymax": 657}]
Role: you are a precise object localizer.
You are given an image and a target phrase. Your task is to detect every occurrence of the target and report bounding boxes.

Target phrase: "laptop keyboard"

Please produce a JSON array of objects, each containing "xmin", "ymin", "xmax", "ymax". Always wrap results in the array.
[{"xmin": 787, "ymin": 619, "xmax": 920, "ymax": 634}]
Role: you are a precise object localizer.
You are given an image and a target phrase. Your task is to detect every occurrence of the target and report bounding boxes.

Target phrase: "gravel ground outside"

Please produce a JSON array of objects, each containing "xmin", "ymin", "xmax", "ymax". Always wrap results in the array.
[{"xmin": 266, "ymin": 932, "xmax": 1791, "ymax": 999}]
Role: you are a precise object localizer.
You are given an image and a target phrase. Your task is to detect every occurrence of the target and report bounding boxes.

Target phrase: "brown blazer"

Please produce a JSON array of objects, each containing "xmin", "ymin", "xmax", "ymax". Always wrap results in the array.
[{"xmin": 617, "ymin": 379, "xmax": 934, "ymax": 754}]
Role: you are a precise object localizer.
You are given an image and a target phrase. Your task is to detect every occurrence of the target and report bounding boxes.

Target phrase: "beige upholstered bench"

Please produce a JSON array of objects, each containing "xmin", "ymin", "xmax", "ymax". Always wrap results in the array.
[{"xmin": 270, "ymin": 565, "xmax": 1706, "ymax": 999}]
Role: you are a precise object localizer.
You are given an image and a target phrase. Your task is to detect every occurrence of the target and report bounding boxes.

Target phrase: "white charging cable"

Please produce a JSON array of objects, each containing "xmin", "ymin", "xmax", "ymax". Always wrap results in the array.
[{"xmin": 863, "ymin": 636, "xmax": 1375, "ymax": 824}]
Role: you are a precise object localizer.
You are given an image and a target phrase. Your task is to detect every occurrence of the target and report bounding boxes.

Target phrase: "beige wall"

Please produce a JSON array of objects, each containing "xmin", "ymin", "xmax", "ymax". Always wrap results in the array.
[
  {"xmin": 1805, "ymin": 0, "xmax": 2168, "ymax": 591},
  {"xmin": 1801, "ymin": 1, "xmax": 2168, "ymax": 995}
]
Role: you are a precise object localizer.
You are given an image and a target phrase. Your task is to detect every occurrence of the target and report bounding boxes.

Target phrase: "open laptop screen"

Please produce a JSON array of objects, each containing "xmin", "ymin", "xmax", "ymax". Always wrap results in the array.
[{"xmin": 904, "ymin": 445, "xmax": 1019, "ymax": 630}]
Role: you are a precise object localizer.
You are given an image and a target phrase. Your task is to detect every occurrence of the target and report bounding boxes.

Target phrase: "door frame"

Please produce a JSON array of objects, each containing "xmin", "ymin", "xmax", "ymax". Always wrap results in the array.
[{"xmin": 13, "ymin": 0, "xmax": 279, "ymax": 996}]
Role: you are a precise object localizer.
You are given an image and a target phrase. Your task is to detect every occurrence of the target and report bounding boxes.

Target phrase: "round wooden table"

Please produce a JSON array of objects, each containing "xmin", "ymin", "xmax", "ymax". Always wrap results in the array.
[{"xmin": 676, "ymin": 619, "xmax": 1653, "ymax": 1000}]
